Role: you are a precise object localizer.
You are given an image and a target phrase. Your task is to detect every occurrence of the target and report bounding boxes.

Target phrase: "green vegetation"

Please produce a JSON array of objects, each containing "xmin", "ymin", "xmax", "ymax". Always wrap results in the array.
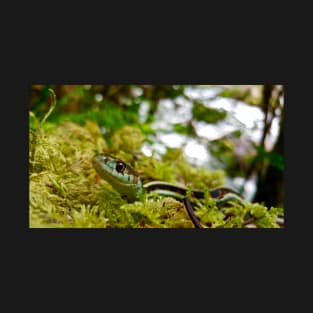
[{"xmin": 192, "ymin": 101, "xmax": 227, "ymax": 123}]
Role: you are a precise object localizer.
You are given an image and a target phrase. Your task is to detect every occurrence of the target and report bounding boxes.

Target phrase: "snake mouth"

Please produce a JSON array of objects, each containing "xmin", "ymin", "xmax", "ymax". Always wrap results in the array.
[
  {"xmin": 92, "ymin": 154, "xmax": 108, "ymax": 166},
  {"xmin": 92, "ymin": 155, "xmax": 118, "ymax": 182}
]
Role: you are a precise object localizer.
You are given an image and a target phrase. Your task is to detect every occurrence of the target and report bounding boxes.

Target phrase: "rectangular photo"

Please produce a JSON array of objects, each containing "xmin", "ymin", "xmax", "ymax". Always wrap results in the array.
[{"xmin": 29, "ymin": 85, "xmax": 284, "ymax": 228}]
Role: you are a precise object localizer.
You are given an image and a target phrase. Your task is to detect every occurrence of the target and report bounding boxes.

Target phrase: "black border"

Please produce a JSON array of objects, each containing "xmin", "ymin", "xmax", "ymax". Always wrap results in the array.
[{"xmin": 5, "ymin": 40, "xmax": 302, "ymax": 310}]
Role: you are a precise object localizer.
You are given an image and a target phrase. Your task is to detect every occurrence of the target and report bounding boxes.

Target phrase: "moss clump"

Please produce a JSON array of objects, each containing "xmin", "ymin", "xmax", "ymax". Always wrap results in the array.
[
  {"xmin": 29, "ymin": 120, "xmax": 108, "ymax": 228},
  {"xmin": 111, "ymin": 125, "xmax": 146, "ymax": 153},
  {"xmin": 195, "ymin": 200, "xmax": 283, "ymax": 228}
]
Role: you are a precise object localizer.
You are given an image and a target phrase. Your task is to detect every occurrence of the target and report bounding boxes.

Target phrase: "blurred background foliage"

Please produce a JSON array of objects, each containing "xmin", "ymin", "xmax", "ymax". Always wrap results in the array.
[{"xmin": 29, "ymin": 84, "xmax": 284, "ymax": 208}]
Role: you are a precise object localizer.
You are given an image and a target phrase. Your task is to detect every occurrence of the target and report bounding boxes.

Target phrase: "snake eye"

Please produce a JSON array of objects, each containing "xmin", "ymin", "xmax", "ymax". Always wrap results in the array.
[{"xmin": 115, "ymin": 161, "xmax": 126, "ymax": 173}]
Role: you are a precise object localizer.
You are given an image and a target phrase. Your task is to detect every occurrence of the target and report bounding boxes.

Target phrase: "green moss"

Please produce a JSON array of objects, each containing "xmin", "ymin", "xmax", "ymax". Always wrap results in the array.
[
  {"xmin": 111, "ymin": 125, "xmax": 146, "ymax": 153},
  {"xmin": 29, "ymin": 92, "xmax": 284, "ymax": 228},
  {"xmin": 29, "ymin": 120, "xmax": 106, "ymax": 228}
]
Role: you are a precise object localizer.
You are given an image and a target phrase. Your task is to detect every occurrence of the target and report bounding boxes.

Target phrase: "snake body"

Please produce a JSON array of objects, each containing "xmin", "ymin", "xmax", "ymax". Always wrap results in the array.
[
  {"xmin": 92, "ymin": 154, "xmax": 285, "ymax": 227},
  {"xmin": 92, "ymin": 154, "xmax": 243, "ymax": 203}
]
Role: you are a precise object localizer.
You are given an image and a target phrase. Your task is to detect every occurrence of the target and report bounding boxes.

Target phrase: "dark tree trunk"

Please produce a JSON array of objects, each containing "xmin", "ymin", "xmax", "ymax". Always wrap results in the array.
[{"xmin": 253, "ymin": 96, "xmax": 284, "ymax": 208}]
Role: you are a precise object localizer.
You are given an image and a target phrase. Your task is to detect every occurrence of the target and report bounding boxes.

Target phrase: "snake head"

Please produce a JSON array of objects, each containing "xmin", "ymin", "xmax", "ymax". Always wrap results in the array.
[{"xmin": 92, "ymin": 154, "xmax": 142, "ymax": 202}]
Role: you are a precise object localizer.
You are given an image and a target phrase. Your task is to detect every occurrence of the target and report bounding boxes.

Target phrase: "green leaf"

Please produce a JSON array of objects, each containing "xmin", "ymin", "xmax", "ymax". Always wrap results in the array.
[
  {"xmin": 192, "ymin": 102, "xmax": 227, "ymax": 123},
  {"xmin": 173, "ymin": 123, "xmax": 195, "ymax": 135},
  {"xmin": 254, "ymin": 146, "xmax": 284, "ymax": 171}
]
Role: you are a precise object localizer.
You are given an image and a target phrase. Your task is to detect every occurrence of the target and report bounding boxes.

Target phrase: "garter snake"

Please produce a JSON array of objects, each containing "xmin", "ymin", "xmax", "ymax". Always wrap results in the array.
[{"xmin": 92, "ymin": 154, "xmax": 246, "ymax": 227}]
